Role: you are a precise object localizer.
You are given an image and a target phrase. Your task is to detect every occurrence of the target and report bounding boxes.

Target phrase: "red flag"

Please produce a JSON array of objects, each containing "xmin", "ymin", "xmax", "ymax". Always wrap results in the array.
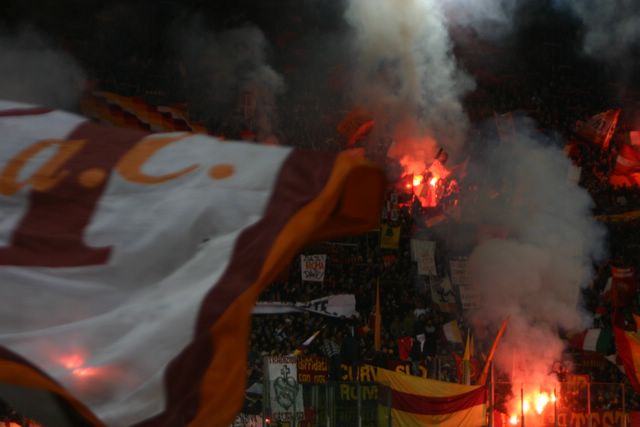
[
  {"xmin": 610, "ymin": 265, "xmax": 636, "ymax": 307},
  {"xmin": 479, "ymin": 317, "xmax": 509, "ymax": 385}
]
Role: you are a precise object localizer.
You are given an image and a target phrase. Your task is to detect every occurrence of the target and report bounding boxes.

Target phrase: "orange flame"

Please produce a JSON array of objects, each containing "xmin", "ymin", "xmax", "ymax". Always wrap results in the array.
[
  {"xmin": 535, "ymin": 392, "xmax": 550, "ymax": 414},
  {"xmin": 509, "ymin": 389, "xmax": 557, "ymax": 425},
  {"xmin": 413, "ymin": 175, "xmax": 423, "ymax": 186}
]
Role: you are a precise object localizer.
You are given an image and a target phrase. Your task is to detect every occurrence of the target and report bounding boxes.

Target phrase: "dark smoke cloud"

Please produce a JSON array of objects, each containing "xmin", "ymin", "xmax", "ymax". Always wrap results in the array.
[
  {"xmin": 0, "ymin": 28, "xmax": 86, "ymax": 109},
  {"xmin": 564, "ymin": 0, "xmax": 640, "ymax": 60},
  {"xmin": 173, "ymin": 18, "xmax": 284, "ymax": 140}
]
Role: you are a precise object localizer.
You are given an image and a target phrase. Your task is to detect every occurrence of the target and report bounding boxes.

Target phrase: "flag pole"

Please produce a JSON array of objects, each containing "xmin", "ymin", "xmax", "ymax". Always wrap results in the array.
[
  {"xmin": 622, "ymin": 383, "xmax": 627, "ymax": 427},
  {"xmin": 488, "ymin": 361, "xmax": 494, "ymax": 427},
  {"xmin": 554, "ymin": 386, "xmax": 558, "ymax": 427},
  {"xmin": 587, "ymin": 380, "xmax": 592, "ymax": 427},
  {"xmin": 520, "ymin": 385, "xmax": 525, "ymax": 427},
  {"xmin": 374, "ymin": 280, "xmax": 381, "ymax": 352}
]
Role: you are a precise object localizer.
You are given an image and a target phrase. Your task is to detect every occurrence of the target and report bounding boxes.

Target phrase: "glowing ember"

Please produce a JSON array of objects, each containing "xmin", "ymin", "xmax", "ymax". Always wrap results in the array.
[
  {"xmin": 73, "ymin": 367, "xmax": 99, "ymax": 377},
  {"xmin": 522, "ymin": 399, "xmax": 530, "ymax": 414},
  {"xmin": 509, "ymin": 415, "xmax": 518, "ymax": 425},
  {"xmin": 413, "ymin": 175, "xmax": 423, "ymax": 186},
  {"xmin": 429, "ymin": 176, "xmax": 438, "ymax": 186},
  {"xmin": 58, "ymin": 353, "xmax": 99, "ymax": 378},
  {"xmin": 59, "ymin": 354, "xmax": 84, "ymax": 370}
]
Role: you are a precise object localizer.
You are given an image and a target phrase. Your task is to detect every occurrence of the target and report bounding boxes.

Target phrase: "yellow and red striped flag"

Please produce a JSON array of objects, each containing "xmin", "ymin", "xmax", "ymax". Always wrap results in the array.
[
  {"xmin": 613, "ymin": 314, "xmax": 640, "ymax": 392},
  {"xmin": 376, "ymin": 368, "xmax": 486, "ymax": 427},
  {"xmin": 0, "ymin": 100, "xmax": 384, "ymax": 427}
]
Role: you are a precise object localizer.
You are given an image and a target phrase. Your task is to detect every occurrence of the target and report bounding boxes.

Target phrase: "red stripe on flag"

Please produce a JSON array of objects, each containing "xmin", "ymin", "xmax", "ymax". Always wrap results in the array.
[
  {"xmin": 391, "ymin": 386, "xmax": 486, "ymax": 415},
  {"xmin": 0, "ymin": 107, "xmax": 53, "ymax": 117}
]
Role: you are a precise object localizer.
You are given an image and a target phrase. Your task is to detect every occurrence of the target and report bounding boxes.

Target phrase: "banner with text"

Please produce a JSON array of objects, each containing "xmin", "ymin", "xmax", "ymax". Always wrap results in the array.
[
  {"xmin": 301, "ymin": 254, "xmax": 327, "ymax": 282},
  {"xmin": 253, "ymin": 294, "xmax": 357, "ymax": 318},
  {"xmin": 411, "ymin": 239, "xmax": 437, "ymax": 276},
  {"xmin": 449, "ymin": 257, "xmax": 480, "ymax": 310}
]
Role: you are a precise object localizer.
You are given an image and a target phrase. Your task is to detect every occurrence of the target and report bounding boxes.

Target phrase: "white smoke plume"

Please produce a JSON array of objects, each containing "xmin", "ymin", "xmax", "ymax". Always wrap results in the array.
[
  {"xmin": 176, "ymin": 19, "xmax": 284, "ymax": 141},
  {"xmin": 0, "ymin": 28, "xmax": 86, "ymax": 109},
  {"xmin": 344, "ymin": 0, "xmax": 475, "ymax": 163},
  {"xmin": 465, "ymin": 121, "xmax": 605, "ymax": 387}
]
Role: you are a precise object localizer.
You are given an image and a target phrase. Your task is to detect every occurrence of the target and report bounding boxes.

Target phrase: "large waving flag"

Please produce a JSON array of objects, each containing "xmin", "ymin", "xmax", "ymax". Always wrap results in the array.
[
  {"xmin": 376, "ymin": 368, "xmax": 486, "ymax": 427},
  {"xmin": 0, "ymin": 100, "xmax": 384, "ymax": 426}
]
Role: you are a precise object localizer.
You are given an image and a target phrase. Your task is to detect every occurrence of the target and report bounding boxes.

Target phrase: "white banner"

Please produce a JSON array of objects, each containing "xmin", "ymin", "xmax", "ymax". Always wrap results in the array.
[
  {"xmin": 449, "ymin": 258, "xmax": 471, "ymax": 286},
  {"xmin": 411, "ymin": 239, "xmax": 437, "ymax": 276},
  {"xmin": 265, "ymin": 356, "xmax": 304, "ymax": 421},
  {"xmin": 253, "ymin": 294, "xmax": 356, "ymax": 318},
  {"xmin": 300, "ymin": 254, "xmax": 327, "ymax": 282},
  {"xmin": 449, "ymin": 258, "xmax": 479, "ymax": 310},
  {"xmin": 230, "ymin": 414, "xmax": 263, "ymax": 427}
]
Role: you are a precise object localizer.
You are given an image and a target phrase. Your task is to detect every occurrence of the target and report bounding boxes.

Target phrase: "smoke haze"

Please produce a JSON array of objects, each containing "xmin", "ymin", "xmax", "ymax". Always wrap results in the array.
[
  {"xmin": 0, "ymin": 28, "xmax": 85, "ymax": 109},
  {"xmin": 174, "ymin": 18, "xmax": 284, "ymax": 140},
  {"xmin": 465, "ymin": 121, "xmax": 605, "ymax": 385}
]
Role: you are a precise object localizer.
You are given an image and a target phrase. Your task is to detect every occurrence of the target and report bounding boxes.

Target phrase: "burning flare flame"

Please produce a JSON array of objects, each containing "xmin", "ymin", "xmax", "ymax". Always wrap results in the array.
[
  {"xmin": 400, "ymin": 156, "xmax": 451, "ymax": 208},
  {"xmin": 508, "ymin": 390, "xmax": 557, "ymax": 425}
]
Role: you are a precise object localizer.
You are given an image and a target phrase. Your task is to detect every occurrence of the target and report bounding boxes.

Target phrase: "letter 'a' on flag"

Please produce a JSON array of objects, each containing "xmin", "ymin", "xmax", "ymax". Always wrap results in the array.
[
  {"xmin": 376, "ymin": 368, "xmax": 487, "ymax": 427},
  {"xmin": 0, "ymin": 101, "xmax": 385, "ymax": 427}
]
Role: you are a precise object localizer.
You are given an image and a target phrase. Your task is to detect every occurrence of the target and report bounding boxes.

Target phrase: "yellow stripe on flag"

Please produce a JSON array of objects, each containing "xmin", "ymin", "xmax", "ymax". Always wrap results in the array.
[
  {"xmin": 376, "ymin": 368, "xmax": 486, "ymax": 427},
  {"xmin": 377, "ymin": 368, "xmax": 482, "ymax": 397},
  {"xmin": 390, "ymin": 404, "xmax": 486, "ymax": 427}
]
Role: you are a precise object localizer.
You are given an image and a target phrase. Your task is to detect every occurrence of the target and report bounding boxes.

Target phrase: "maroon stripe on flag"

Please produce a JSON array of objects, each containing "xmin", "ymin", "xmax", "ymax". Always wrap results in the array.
[
  {"xmin": 0, "ymin": 121, "xmax": 148, "ymax": 267},
  {"xmin": 134, "ymin": 149, "xmax": 337, "ymax": 427},
  {"xmin": 0, "ymin": 107, "xmax": 53, "ymax": 117},
  {"xmin": 391, "ymin": 386, "xmax": 486, "ymax": 415}
]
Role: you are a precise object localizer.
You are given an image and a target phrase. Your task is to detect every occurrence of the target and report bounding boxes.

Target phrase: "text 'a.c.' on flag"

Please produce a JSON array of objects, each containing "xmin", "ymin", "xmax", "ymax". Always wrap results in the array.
[{"xmin": 0, "ymin": 100, "xmax": 384, "ymax": 427}]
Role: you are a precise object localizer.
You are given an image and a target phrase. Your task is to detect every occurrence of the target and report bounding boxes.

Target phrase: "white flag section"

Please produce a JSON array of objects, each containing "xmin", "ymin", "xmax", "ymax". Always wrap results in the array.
[
  {"xmin": 411, "ymin": 239, "xmax": 437, "ymax": 275},
  {"xmin": 0, "ymin": 100, "xmax": 383, "ymax": 427},
  {"xmin": 265, "ymin": 356, "xmax": 304, "ymax": 421},
  {"xmin": 300, "ymin": 254, "xmax": 327, "ymax": 282},
  {"xmin": 253, "ymin": 294, "xmax": 357, "ymax": 317}
]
